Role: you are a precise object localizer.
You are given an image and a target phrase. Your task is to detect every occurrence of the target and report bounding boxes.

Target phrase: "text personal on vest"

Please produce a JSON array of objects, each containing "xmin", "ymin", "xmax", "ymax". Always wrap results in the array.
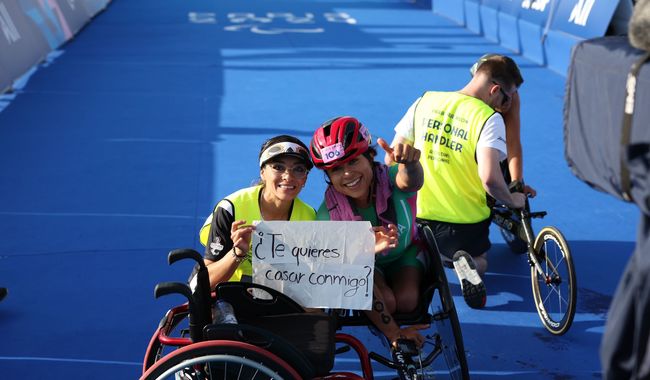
[{"xmin": 420, "ymin": 115, "xmax": 469, "ymax": 162}]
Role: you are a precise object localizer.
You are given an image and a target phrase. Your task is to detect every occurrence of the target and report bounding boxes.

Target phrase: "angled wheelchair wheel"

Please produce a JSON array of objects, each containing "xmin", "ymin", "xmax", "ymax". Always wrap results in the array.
[
  {"xmin": 420, "ymin": 225, "xmax": 471, "ymax": 380},
  {"xmin": 429, "ymin": 297, "xmax": 470, "ymax": 380},
  {"xmin": 140, "ymin": 340, "xmax": 302, "ymax": 380},
  {"xmin": 531, "ymin": 227, "xmax": 577, "ymax": 335}
]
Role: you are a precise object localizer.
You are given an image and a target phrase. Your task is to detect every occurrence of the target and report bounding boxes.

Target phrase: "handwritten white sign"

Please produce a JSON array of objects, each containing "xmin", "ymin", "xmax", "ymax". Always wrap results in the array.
[{"xmin": 252, "ymin": 221, "xmax": 374, "ymax": 310}]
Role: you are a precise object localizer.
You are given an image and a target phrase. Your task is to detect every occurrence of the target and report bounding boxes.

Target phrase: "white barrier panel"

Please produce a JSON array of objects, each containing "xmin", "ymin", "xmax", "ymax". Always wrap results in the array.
[{"xmin": 253, "ymin": 221, "xmax": 375, "ymax": 310}]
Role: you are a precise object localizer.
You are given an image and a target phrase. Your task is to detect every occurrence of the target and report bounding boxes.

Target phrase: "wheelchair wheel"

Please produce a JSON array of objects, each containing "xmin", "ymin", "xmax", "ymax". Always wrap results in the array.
[
  {"xmin": 429, "ymin": 301, "xmax": 470, "ymax": 380},
  {"xmin": 143, "ymin": 307, "xmax": 191, "ymax": 372},
  {"xmin": 499, "ymin": 226, "xmax": 528, "ymax": 254},
  {"xmin": 140, "ymin": 340, "xmax": 302, "ymax": 380},
  {"xmin": 420, "ymin": 225, "xmax": 470, "ymax": 380},
  {"xmin": 530, "ymin": 227, "xmax": 577, "ymax": 335}
]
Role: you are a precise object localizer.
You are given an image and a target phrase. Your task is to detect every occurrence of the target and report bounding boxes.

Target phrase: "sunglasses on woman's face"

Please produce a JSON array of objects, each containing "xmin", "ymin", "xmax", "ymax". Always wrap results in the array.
[{"xmin": 268, "ymin": 163, "xmax": 308, "ymax": 178}]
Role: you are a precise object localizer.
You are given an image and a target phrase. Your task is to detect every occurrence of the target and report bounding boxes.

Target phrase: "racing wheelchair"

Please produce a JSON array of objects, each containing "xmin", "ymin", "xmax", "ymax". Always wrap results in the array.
[
  {"xmin": 141, "ymin": 224, "xmax": 470, "ymax": 379},
  {"xmin": 491, "ymin": 181, "xmax": 577, "ymax": 335}
]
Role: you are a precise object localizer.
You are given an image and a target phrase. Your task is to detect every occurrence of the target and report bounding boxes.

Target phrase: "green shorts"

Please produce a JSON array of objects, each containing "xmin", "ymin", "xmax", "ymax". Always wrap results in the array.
[{"xmin": 375, "ymin": 244, "xmax": 425, "ymax": 279}]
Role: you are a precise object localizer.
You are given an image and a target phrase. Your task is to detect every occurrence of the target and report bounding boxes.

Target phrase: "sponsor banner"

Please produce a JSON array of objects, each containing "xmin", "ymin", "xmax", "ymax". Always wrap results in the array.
[
  {"xmin": 81, "ymin": 0, "xmax": 110, "ymax": 18},
  {"xmin": 519, "ymin": 0, "xmax": 554, "ymax": 23},
  {"xmin": 0, "ymin": 0, "xmax": 111, "ymax": 93},
  {"xmin": 55, "ymin": 0, "xmax": 93, "ymax": 35},
  {"xmin": 551, "ymin": 0, "xmax": 620, "ymax": 38},
  {"xmin": 478, "ymin": 0, "xmax": 554, "ymax": 23},
  {"xmin": 16, "ymin": 0, "xmax": 73, "ymax": 49},
  {"xmin": 0, "ymin": 0, "xmax": 50, "ymax": 92},
  {"xmin": 0, "ymin": 60, "xmax": 9, "ymax": 92},
  {"xmin": 481, "ymin": 0, "xmax": 521, "ymax": 16},
  {"xmin": 474, "ymin": 0, "xmax": 615, "ymax": 32}
]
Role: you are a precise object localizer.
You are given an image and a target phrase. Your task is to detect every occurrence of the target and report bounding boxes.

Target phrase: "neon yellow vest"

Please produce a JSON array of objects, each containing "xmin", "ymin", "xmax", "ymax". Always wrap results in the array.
[
  {"xmin": 413, "ymin": 91, "xmax": 495, "ymax": 223},
  {"xmin": 199, "ymin": 185, "xmax": 316, "ymax": 281}
]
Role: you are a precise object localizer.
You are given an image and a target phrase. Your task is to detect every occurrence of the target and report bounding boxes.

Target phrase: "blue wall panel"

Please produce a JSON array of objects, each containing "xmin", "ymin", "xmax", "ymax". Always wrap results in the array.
[
  {"xmin": 544, "ymin": 29, "xmax": 582, "ymax": 75},
  {"xmin": 480, "ymin": 4, "xmax": 499, "ymax": 42},
  {"xmin": 432, "ymin": 0, "xmax": 465, "ymax": 25},
  {"xmin": 498, "ymin": 12, "xmax": 520, "ymax": 52},
  {"xmin": 551, "ymin": 0, "xmax": 620, "ymax": 38},
  {"xmin": 465, "ymin": 0, "xmax": 481, "ymax": 34},
  {"xmin": 519, "ymin": 18, "xmax": 545, "ymax": 65},
  {"xmin": 430, "ymin": 0, "xmax": 624, "ymax": 76}
]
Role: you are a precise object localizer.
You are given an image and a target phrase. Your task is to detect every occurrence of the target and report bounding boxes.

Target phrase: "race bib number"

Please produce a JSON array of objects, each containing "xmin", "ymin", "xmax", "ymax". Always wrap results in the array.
[{"xmin": 321, "ymin": 143, "xmax": 345, "ymax": 163}]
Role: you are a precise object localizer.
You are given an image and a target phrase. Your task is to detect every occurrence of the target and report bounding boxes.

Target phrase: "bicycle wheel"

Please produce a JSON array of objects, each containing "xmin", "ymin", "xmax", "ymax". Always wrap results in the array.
[
  {"xmin": 530, "ymin": 226, "xmax": 577, "ymax": 335},
  {"xmin": 140, "ymin": 340, "xmax": 302, "ymax": 380}
]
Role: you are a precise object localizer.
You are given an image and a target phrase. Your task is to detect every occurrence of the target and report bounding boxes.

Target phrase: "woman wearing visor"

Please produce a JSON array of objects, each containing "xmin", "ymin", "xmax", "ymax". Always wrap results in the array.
[{"xmin": 198, "ymin": 135, "xmax": 316, "ymax": 288}]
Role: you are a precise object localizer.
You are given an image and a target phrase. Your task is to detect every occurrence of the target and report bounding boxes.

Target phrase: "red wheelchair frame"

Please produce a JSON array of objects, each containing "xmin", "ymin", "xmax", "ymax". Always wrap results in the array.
[{"xmin": 141, "ymin": 225, "xmax": 470, "ymax": 380}]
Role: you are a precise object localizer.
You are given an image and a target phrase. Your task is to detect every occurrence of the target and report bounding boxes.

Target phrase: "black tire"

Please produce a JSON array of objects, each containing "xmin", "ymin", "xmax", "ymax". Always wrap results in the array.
[
  {"xmin": 531, "ymin": 227, "xmax": 577, "ymax": 335},
  {"xmin": 429, "ymin": 300, "xmax": 470, "ymax": 380},
  {"xmin": 421, "ymin": 226, "xmax": 471, "ymax": 380},
  {"xmin": 499, "ymin": 226, "xmax": 528, "ymax": 254},
  {"xmin": 140, "ymin": 340, "xmax": 302, "ymax": 380}
]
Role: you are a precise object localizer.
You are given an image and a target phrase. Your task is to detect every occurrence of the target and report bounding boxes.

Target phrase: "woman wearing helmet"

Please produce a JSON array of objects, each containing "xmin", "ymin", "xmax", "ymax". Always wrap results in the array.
[
  {"xmin": 197, "ymin": 135, "xmax": 316, "ymax": 288},
  {"xmin": 311, "ymin": 116, "xmax": 428, "ymax": 348}
]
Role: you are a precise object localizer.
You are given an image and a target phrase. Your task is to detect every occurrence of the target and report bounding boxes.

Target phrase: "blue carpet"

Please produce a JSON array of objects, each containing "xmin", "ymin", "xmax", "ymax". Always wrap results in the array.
[{"xmin": 0, "ymin": 0, "xmax": 639, "ymax": 378}]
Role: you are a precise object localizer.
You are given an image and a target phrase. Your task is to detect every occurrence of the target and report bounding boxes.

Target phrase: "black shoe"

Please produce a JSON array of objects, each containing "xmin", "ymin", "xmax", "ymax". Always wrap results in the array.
[
  {"xmin": 453, "ymin": 251, "xmax": 486, "ymax": 309},
  {"xmin": 0, "ymin": 288, "xmax": 7, "ymax": 302}
]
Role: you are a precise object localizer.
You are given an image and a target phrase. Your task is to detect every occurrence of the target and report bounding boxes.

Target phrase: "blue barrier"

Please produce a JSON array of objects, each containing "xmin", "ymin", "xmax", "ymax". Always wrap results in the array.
[
  {"xmin": 433, "ymin": 0, "xmax": 623, "ymax": 76},
  {"xmin": 432, "ymin": 0, "xmax": 465, "ymax": 25},
  {"xmin": 480, "ymin": 3, "xmax": 499, "ymax": 42},
  {"xmin": 545, "ymin": 0, "xmax": 620, "ymax": 74},
  {"xmin": 551, "ymin": 0, "xmax": 620, "ymax": 38},
  {"xmin": 498, "ymin": 11, "xmax": 520, "ymax": 51},
  {"xmin": 465, "ymin": 0, "xmax": 482, "ymax": 34},
  {"xmin": 544, "ymin": 28, "xmax": 583, "ymax": 74},
  {"xmin": 519, "ymin": 18, "xmax": 546, "ymax": 64}
]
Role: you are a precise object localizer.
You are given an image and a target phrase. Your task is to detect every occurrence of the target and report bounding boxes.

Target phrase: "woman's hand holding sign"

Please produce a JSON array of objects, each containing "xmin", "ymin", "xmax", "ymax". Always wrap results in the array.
[
  {"xmin": 231, "ymin": 220, "xmax": 254, "ymax": 259},
  {"xmin": 377, "ymin": 138, "xmax": 424, "ymax": 193}
]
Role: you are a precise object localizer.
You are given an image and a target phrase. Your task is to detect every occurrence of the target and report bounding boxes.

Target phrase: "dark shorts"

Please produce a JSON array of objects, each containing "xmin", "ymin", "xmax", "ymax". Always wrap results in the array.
[
  {"xmin": 375, "ymin": 244, "xmax": 425, "ymax": 279},
  {"xmin": 417, "ymin": 218, "xmax": 491, "ymax": 263}
]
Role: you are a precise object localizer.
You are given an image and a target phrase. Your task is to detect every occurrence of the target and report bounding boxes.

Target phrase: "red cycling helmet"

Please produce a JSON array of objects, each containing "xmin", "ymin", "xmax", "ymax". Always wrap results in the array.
[{"xmin": 310, "ymin": 116, "xmax": 372, "ymax": 170}]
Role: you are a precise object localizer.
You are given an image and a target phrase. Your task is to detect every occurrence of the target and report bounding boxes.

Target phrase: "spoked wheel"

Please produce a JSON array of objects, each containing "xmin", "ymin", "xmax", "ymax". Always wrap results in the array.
[
  {"xmin": 530, "ymin": 227, "xmax": 577, "ymax": 335},
  {"xmin": 140, "ymin": 340, "xmax": 302, "ymax": 380}
]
